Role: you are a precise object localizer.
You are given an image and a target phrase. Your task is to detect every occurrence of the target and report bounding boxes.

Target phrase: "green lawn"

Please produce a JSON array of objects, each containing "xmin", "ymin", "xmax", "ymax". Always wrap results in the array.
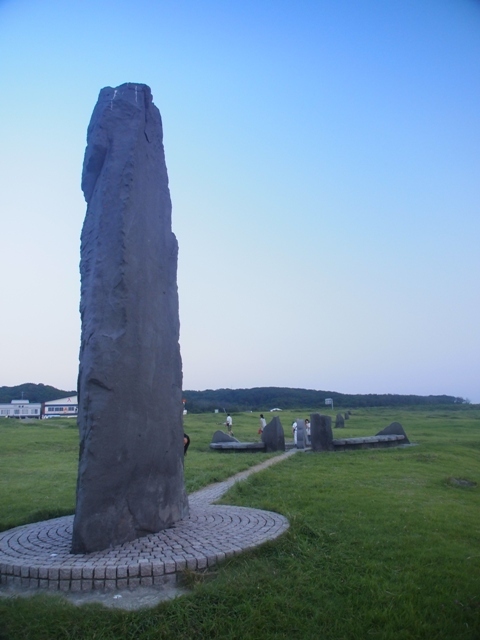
[
  {"xmin": 1, "ymin": 407, "xmax": 479, "ymax": 639},
  {"xmin": 0, "ymin": 411, "xmax": 279, "ymax": 531}
]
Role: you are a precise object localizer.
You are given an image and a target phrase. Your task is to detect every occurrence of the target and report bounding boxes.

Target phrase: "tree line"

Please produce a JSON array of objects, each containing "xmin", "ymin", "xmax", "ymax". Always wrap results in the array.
[
  {"xmin": 0, "ymin": 383, "xmax": 466, "ymax": 412},
  {"xmin": 183, "ymin": 387, "xmax": 466, "ymax": 413},
  {"xmin": 0, "ymin": 383, "xmax": 76, "ymax": 404}
]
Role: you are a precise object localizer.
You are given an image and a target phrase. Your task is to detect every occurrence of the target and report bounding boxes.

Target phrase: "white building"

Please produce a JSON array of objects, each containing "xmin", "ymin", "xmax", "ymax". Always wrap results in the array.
[
  {"xmin": 43, "ymin": 395, "xmax": 78, "ymax": 418},
  {"xmin": 0, "ymin": 399, "xmax": 42, "ymax": 419}
]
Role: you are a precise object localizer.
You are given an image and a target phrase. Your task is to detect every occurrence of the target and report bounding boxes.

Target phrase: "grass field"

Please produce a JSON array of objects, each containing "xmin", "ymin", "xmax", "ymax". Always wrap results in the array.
[{"xmin": 0, "ymin": 407, "xmax": 479, "ymax": 639}]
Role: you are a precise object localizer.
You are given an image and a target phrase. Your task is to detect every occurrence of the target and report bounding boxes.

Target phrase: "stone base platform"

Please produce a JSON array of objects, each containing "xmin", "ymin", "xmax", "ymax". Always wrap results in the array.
[{"xmin": 0, "ymin": 451, "xmax": 296, "ymax": 593}]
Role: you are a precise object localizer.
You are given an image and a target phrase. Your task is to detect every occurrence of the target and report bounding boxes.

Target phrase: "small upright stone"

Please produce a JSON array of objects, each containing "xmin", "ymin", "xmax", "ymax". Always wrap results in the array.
[
  {"xmin": 71, "ymin": 83, "xmax": 188, "ymax": 554},
  {"xmin": 310, "ymin": 414, "xmax": 333, "ymax": 451},
  {"xmin": 335, "ymin": 413, "xmax": 345, "ymax": 429},
  {"xmin": 261, "ymin": 417, "xmax": 285, "ymax": 452}
]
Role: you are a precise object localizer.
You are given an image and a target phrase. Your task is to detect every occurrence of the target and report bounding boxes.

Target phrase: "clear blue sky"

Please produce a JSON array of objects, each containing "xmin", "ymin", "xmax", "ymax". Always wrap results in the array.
[{"xmin": 1, "ymin": 0, "xmax": 479, "ymax": 402}]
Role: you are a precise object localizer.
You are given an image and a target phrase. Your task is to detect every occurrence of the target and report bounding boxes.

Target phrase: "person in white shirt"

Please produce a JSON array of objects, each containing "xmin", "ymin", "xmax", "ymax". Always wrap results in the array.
[
  {"xmin": 259, "ymin": 414, "xmax": 267, "ymax": 434},
  {"xmin": 225, "ymin": 414, "xmax": 233, "ymax": 436},
  {"xmin": 305, "ymin": 418, "xmax": 311, "ymax": 445}
]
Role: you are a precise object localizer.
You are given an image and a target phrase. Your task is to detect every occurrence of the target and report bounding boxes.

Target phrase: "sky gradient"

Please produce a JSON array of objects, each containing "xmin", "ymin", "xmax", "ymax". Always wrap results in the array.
[{"xmin": 1, "ymin": 0, "xmax": 479, "ymax": 402}]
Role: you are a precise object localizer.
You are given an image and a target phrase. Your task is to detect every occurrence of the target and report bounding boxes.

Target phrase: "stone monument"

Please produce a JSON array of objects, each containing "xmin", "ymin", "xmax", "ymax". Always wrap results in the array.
[
  {"xmin": 71, "ymin": 83, "xmax": 188, "ymax": 554},
  {"xmin": 376, "ymin": 421, "xmax": 410, "ymax": 444},
  {"xmin": 310, "ymin": 413, "xmax": 334, "ymax": 451},
  {"xmin": 335, "ymin": 412, "xmax": 345, "ymax": 428},
  {"xmin": 295, "ymin": 419, "xmax": 306, "ymax": 449},
  {"xmin": 261, "ymin": 417, "xmax": 285, "ymax": 452},
  {"xmin": 211, "ymin": 430, "xmax": 240, "ymax": 443}
]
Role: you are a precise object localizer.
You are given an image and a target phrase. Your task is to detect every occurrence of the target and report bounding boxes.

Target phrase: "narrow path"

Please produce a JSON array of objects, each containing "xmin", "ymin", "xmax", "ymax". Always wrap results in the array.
[{"xmin": 190, "ymin": 448, "xmax": 299, "ymax": 508}]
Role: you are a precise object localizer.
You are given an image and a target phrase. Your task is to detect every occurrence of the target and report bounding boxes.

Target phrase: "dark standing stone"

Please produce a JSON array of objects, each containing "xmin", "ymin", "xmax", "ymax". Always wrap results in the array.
[
  {"xmin": 211, "ymin": 430, "xmax": 239, "ymax": 443},
  {"xmin": 261, "ymin": 417, "xmax": 285, "ymax": 452},
  {"xmin": 335, "ymin": 413, "xmax": 345, "ymax": 428},
  {"xmin": 71, "ymin": 83, "xmax": 188, "ymax": 554},
  {"xmin": 375, "ymin": 422, "xmax": 410, "ymax": 444},
  {"xmin": 310, "ymin": 414, "xmax": 334, "ymax": 451},
  {"xmin": 344, "ymin": 412, "xmax": 350, "ymax": 420},
  {"xmin": 296, "ymin": 419, "xmax": 306, "ymax": 449}
]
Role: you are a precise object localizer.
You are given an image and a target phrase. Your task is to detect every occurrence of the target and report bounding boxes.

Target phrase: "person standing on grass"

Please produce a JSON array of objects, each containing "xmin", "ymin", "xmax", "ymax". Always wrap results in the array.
[
  {"xmin": 225, "ymin": 414, "xmax": 233, "ymax": 436},
  {"xmin": 292, "ymin": 420, "xmax": 297, "ymax": 445},
  {"xmin": 259, "ymin": 414, "xmax": 267, "ymax": 434},
  {"xmin": 305, "ymin": 418, "xmax": 311, "ymax": 445}
]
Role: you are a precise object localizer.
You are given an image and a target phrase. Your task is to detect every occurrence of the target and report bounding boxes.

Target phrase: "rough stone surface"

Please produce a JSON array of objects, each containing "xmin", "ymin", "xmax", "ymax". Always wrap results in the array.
[
  {"xmin": 261, "ymin": 417, "xmax": 285, "ymax": 452},
  {"xmin": 335, "ymin": 413, "xmax": 345, "ymax": 428},
  {"xmin": 332, "ymin": 434, "xmax": 406, "ymax": 450},
  {"xmin": 344, "ymin": 412, "xmax": 350, "ymax": 420},
  {"xmin": 310, "ymin": 414, "xmax": 334, "ymax": 451},
  {"xmin": 211, "ymin": 430, "xmax": 240, "ymax": 443},
  {"xmin": 375, "ymin": 422, "xmax": 410, "ymax": 444},
  {"xmin": 72, "ymin": 83, "xmax": 188, "ymax": 554},
  {"xmin": 210, "ymin": 442, "xmax": 265, "ymax": 451},
  {"xmin": 295, "ymin": 419, "xmax": 306, "ymax": 449}
]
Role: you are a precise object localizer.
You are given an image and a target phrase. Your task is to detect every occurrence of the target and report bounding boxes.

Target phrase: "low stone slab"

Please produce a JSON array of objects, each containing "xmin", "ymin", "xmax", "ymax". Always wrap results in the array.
[
  {"xmin": 333, "ymin": 435, "xmax": 405, "ymax": 445},
  {"xmin": 332, "ymin": 434, "xmax": 405, "ymax": 451},
  {"xmin": 209, "ymin": 442, "xmax": 266, "ymax": 452}
]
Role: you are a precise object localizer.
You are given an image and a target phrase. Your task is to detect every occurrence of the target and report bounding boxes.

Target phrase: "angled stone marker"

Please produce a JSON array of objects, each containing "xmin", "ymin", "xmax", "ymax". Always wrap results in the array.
[
  {"xmin": 376, "ymin": 421, "xmax": 410, "ymax": 444},
  {"xmin": 71, "ymin": 83, "xmax": 188, "ymax": 554},
  {"xmin": 261, "ymin": 416, "xmax": 285, "ymax": 452},
  {"xmin": 211, "ymin": 430, "xmax": 240, "ymax": 443},
  {"xmin": 335, "ymin": 412, "xmax": 345, "ymax": 428}
]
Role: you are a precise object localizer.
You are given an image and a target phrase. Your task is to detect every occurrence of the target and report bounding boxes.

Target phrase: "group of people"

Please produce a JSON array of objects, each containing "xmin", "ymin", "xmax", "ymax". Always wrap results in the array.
[
  {"xmin": 223, "ymin": 413, "xmax": 314, "ymax": 445},
  {"xmin": 186, "ymin": 412, "xmax": 318, "ymax": 456}
]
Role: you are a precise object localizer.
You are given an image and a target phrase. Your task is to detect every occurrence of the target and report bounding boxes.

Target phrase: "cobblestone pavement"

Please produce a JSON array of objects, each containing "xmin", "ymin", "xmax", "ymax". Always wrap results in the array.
[{"xmin": 0, "ymin": 449, "xmax": 297, "ymax": 594}]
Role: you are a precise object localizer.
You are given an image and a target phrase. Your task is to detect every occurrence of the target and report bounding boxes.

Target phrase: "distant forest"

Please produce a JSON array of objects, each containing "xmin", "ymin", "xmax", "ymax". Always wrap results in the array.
[
  {"xmin": 0, "ymin": 383, "xmax": 76, "ymax": 404},
  {"xmin": 183, "ymin": 387, "xmax": 466, "ymax": 413},
  {"xmin": 0, "ymin": 383, "xmax": 466, "ymax": 412}
]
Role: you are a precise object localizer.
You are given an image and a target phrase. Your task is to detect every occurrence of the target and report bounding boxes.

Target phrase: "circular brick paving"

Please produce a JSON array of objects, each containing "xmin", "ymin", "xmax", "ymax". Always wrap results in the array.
[{"xmin": 0, "ymin": 450, "xmax": 296, "ymax": 592}]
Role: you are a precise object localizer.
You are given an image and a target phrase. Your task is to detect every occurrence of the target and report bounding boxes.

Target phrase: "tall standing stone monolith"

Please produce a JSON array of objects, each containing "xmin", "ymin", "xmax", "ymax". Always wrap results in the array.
[{"xmin": 71, "ymin": 83, "xmax": 188, "ymax": 554}]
